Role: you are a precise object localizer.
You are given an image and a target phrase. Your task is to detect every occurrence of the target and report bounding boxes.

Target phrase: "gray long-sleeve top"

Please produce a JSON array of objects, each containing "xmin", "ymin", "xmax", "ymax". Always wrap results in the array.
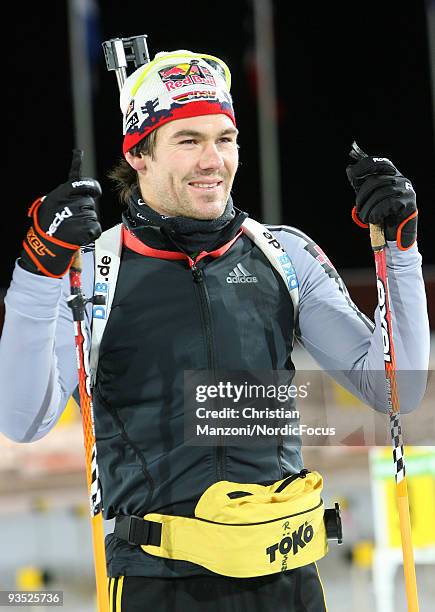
[{"xmin": 0, "ymin": 226, "xmax": 430, "ymax": 443}]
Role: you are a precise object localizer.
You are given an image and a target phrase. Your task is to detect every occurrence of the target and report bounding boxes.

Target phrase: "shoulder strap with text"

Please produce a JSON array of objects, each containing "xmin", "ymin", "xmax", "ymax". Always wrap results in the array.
[
  {"xmin": 90, "ymin": 223, "xmax": 123, "ymax": 387},
  {"xmin": 241, "ymin": 218, "xmax": 299, "ymax": 319}
]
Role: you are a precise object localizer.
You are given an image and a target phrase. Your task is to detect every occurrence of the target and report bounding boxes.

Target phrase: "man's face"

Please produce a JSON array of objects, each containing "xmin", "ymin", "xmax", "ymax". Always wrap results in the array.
[{"xmin": 137, "ymin": 114, "xmax": 239, "ymax": 220}]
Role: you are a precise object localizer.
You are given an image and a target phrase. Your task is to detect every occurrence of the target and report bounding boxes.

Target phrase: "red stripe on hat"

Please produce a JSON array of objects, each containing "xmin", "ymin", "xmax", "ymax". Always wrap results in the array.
[{"xmin": 123, "ymin": 101, "xmax": 236, "ymax": 155}]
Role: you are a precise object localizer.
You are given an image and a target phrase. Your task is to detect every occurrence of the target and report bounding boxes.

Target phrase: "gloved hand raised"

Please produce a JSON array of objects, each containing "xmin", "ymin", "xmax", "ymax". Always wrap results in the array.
[
  {"xmin": 20, "ymin": 149, "xmax": 102, "ymax": 277},
  {"xmin": 346, "ymin": 154, "xmax": 418, "ymax": 250}
]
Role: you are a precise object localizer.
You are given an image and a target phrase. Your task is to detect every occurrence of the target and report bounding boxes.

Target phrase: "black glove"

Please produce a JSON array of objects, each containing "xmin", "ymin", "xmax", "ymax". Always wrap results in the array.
[
  {"xmin": 346, "ymin": 153, "xmax": 417, "ymax": 250},
  {"xmin": 20, "ymin": 150, "xmax": 102, "ymax": 277}
]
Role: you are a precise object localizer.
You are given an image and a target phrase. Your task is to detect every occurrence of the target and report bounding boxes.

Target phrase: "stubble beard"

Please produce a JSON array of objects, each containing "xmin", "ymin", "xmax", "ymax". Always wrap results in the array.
[{"xmin": 164, "ymin": 177, "xmax": 231, "ymax": 220}]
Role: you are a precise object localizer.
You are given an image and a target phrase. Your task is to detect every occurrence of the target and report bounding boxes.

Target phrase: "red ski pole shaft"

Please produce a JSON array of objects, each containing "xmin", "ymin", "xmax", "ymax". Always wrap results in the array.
[{"xmin": 370, "ymin": 223, "xmax": 419, "ymax": 612}]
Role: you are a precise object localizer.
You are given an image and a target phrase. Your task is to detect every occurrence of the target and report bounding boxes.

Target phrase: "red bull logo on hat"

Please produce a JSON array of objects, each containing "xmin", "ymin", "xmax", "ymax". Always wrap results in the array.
[{"xmin": 159, "ymin": 61, "xmax": 216, "ymax": 92}]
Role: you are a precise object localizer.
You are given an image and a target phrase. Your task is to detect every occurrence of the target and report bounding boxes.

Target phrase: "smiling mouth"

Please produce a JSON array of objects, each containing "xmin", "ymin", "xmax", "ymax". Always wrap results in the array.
[{"xmin": 188, "ymin": 180, "xmax": 223, "ymax": 190}]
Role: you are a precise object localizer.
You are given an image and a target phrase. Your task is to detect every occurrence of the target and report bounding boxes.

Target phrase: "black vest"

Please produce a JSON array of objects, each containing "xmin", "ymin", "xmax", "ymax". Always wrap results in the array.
[{"xmin": 93, "ymin": 232, "xmax": 302, "ymax": 577}]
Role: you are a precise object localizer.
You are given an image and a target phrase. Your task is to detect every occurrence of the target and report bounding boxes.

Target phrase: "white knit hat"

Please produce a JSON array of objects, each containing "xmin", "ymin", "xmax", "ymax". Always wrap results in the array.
[{"xmin": 120, "ymin": 50, "xmax": 235, "ymax": 155}]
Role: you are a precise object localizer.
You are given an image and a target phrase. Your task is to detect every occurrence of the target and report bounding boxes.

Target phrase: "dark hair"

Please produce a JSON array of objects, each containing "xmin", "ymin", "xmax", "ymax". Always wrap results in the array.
[{"xmin": 107, "ymin": 129, "xmax": 159, "ymax": 205}]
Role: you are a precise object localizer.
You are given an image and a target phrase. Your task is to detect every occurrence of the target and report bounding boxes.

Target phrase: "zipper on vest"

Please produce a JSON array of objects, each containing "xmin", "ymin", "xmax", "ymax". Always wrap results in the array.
[
  {"xmin": 191, "ymin": 264, "xmax": 216, "ymax": 371},
  {"xmin": 191, "ymin": 263, "xmax": 225, "ymax": 481}
]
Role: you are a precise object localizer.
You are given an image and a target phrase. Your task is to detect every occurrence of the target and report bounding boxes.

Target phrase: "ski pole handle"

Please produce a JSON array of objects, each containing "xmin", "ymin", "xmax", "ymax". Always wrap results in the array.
[
  {"xmin": 72, "ymin": 250, "xmax": 82, "ymax": 272},
  {"xmin": 369, "ymin": 223, "xmax": 386, "ymax": 251}
]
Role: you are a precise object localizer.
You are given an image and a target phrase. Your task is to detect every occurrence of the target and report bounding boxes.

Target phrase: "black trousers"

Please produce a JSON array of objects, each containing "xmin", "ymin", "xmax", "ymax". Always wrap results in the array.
[{"xmin": 108, "ymin": 563, "xmax": 328, "ymax": 611}]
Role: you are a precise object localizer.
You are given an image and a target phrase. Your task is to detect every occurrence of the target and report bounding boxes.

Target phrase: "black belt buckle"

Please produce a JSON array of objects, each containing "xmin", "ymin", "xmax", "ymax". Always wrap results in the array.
[
  {"xmin": 115, "ymin": 514, "xmax": 162, "ymax": 547},
  {"xmin": 324, "ymin": 503, "xmax": 343, "ymax": 544},
  {"xmin": 126, "ymin": 515, "xmax": 149, "ymax": 546}
]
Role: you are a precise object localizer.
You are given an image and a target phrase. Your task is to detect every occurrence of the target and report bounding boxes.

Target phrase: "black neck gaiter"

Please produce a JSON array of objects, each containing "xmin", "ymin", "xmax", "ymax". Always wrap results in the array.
[{"xmin": 123, "ymin": 187, "xmax": 248, "ymax": 255}]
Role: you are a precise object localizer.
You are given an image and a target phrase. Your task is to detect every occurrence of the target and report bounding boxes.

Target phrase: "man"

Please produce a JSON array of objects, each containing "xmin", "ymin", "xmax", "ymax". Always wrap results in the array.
[{"xmin": 0, "ymin": 50, "xmax": 430, "ymax": 611}]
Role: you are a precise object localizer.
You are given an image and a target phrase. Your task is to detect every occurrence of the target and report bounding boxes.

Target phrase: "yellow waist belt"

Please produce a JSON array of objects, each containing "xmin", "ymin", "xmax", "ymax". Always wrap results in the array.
[{"xmin": 114, "ymin": 470, "xmax": 341, "ymax": 578}]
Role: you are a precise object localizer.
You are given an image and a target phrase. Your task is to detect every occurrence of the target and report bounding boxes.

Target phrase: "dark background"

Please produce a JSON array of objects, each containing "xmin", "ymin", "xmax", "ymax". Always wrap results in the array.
[{"xmin": 4, "ymin": 0, "xmax": 435, "ymax": 290}]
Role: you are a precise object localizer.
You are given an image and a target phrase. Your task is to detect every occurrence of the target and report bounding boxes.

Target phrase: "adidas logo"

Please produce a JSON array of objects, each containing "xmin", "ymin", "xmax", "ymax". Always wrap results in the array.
[{"xmin": 226, "ymin": 263, "xmax": 258, "ymax": 284}]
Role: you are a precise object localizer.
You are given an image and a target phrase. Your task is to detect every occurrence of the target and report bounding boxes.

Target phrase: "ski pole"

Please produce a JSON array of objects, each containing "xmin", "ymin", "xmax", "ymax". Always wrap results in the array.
[
  {"xmin": 67, "ymin": 150, "xmax": 110, "ymax": 612},
  {"xmin": 350, "ymin": 141, "xmax": 419, "ymax": 611},
  {"xmin": 63, "ymin": 36, "xmax": 151, "ymax": 610}
]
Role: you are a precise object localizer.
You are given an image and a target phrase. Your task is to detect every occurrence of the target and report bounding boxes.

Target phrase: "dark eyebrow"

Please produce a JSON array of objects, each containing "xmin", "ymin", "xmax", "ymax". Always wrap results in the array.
[
  {"xmin": 171, "ymin": 127, "xmax": 239, "ymax": 139},
  {"xmin": 219, "ymin": 128, "xmax": 239, "ymax": 137}
]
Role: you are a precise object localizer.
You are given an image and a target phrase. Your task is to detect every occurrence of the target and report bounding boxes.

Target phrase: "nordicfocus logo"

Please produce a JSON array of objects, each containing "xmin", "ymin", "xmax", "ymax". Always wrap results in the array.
[
  {"xmin": 226, "ymin": 263, "xmax": 258, "ymax": 284},
  {"xmin": 46, "ymin": 206, "xmax": 73, "ymax": 236}
]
